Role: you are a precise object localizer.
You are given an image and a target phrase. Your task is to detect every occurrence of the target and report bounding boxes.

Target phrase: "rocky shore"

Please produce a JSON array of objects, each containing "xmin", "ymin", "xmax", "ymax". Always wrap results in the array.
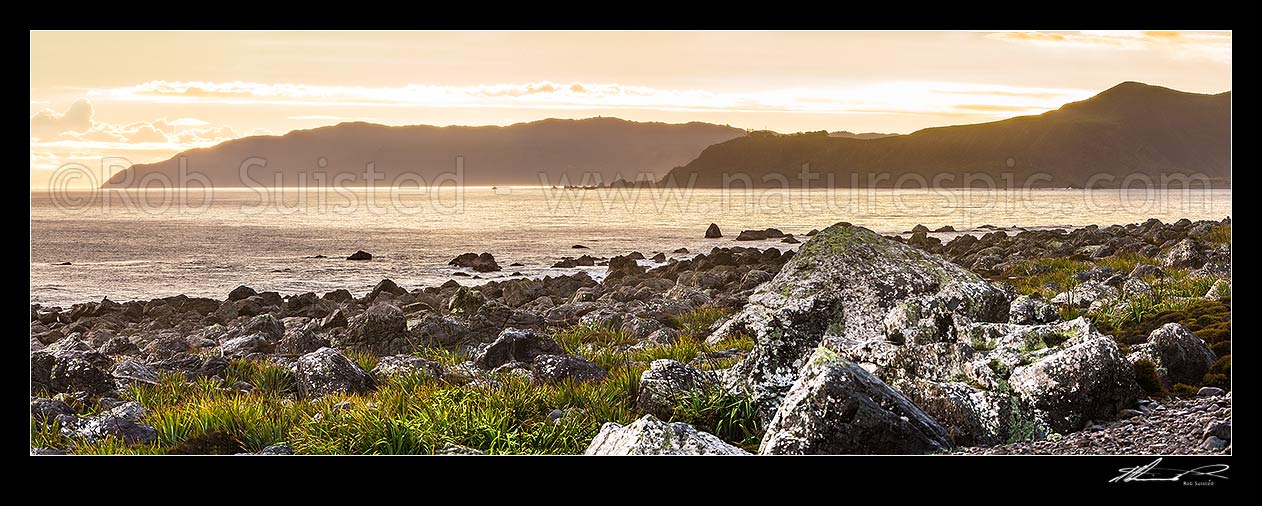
[{"xmin": 30, "ymin": 218, "xmax": 1231, "ymax": 455}]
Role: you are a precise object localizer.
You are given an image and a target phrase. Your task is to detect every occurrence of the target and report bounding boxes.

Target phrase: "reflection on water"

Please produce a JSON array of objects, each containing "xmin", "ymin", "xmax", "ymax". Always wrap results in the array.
[{"xmin": 30, "ymin": 187, "xmax": 1231, "ymax": 306}]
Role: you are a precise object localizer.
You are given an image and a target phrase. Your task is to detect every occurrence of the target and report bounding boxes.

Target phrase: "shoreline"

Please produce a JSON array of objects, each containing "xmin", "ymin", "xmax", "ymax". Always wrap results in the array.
[{"xmin": 31, "ymin": 217, "xmax": 1232, "ymax": 455}]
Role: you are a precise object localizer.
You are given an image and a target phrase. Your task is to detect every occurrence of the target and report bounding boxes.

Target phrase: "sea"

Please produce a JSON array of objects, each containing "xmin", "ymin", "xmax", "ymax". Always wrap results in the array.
[{"xmin": 30, "ymin": 187, "xmax": 1231, "ymax": 307}]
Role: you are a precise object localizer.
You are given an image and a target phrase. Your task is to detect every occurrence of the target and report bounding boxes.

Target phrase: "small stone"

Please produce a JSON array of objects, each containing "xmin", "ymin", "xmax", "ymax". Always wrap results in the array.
[{"xmin": 1118, "ymin": 409, "xmax": 1143, "ymax": 419}]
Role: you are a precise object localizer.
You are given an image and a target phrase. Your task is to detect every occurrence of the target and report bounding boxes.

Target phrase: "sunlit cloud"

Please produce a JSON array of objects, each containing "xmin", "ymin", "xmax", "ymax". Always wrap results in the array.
[
  {"xmin": 30, "ymin": 99, "xmax": 240, "ymax": 176},
  {"xmin": 986, "ymin": 30, "xmax": 1231, "ymax": 64},
  {"xmin": 288, "ymin": 115, "xmax": 377, "ymax": 122},
  {"xmin": 92, "ymin": 79, "xmax": 1096, "ymax": 118}
]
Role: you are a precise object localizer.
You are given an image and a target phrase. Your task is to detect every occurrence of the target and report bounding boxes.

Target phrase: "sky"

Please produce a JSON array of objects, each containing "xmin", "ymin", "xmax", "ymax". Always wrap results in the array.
[{"xmin": 30, "ymin": 30, "xmax": 1231, "ymax": 188}]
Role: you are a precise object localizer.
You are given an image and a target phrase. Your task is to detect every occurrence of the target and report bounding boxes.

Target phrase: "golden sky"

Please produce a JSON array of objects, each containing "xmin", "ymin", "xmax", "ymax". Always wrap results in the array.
[{"xmin": 30, "ymin": 30, "xmax": 1231, "ymax": 187}]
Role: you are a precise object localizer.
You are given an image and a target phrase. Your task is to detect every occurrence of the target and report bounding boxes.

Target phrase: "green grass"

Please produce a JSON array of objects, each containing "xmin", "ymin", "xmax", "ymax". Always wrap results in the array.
[
  {"xmin": 223, "ymin": 359, "xmax": 296, "ymax": 397},
  {"xmin": 33, "ymin": 321, "xmax": 763, "ymax": 455},
  {"xmin": 1202, "ymin": 223, "xmax": 1231, "ymax": 244},
  {"xmin": 1000, "ymin": 253, "xmax": 1230, "ymax": 395},
  {"xmin": 672, "ymin": 306, "xmax": 732, "ymax": 337},
  {"xmin": 342, "ymin": 348, "xmax": 379, "ymax": 372},
  {"xmin": 669, "ymin": 389, "xmax": 763, "ymax": 452},
  {"xmin": 1005, "ymin": 258, "xmax": 1090, "ymax": 299}
]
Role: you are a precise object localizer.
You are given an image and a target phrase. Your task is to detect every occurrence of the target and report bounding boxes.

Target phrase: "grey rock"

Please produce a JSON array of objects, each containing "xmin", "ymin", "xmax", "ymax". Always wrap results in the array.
[
  {"xmin": 335, "ymin": 303, "xmax": 414, "ymax": 356},
  {"xmin": 1198, "ymin": 386, "xmax": 1225, "ymax": 397},
  {"xmin": 59, "ymin": 401, "xmax": 157, "ymax": 445},
  {"xmin": 759, "ymin": 347, "xmax": 952, "ymax": 455},
  {"xmin": 1200, "ymin": 436, "xmax": 1228, "ymax": 451},
  {"xmin": 31, "ymin": 349, "xmax": 116, "ymax": 397},
  {"xmin": 31, "ymin": 397, "xmax": 74, "ymax": 423},
  {"xmin": 1009, "ymin": 327, "xmax": 1140, "ymax": 434},
  {"xmin": 370, "ymin": 355, "xmax": 445, "ymax": 382},
  {"xmin": 723, "ymin": 223, "xmax": 1009, "ymax": 420},
  {"xmin": 585, "ymin": 415, "xmax": 750, "ymax": 455},
  {"xmin": 111, "ymin": 359, "xmax": 160, "ymax": 386},
  {"xmin": 294, "ymin": 347, "xmax": 374, "ymax": 398},
  {"xmin": 1127, "ymin": 323, "xmax": 1216, "ymax": 387},
  {"xmin": 472, "ymin": 328, "xmax": 562, "ymax": 369},
  {"xmin": 636, "ymin": 359, "xmax": 721, "ymax": 419},
  {"xmin": 1157, "ymin": 239, "xmax": 1206, "ymax": 269},
  {"xmin": 1008, "ymin": 295, "xmax": 1059, "ymax": 325},
  {"xmin": 220, "ymin": 333, "xmax": 272, "ymax": 359},
  {"xmin": 531, "ymin": 354, "xmax": 608, "ymax": 384}
]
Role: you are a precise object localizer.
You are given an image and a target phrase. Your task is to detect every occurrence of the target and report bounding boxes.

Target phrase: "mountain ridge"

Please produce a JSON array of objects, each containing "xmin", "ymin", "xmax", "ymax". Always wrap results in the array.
[{"xmin": 658, "ymin": 82, "xmax": 1230, "ymax": 188}]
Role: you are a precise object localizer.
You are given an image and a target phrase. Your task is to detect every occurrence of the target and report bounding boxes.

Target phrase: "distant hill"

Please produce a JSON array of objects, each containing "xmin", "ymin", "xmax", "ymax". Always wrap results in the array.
[
  {"xmin": 102, "ymin": 118, "xmax": 747, "ymax": 188},
  {"xmin": 661, "ymin": 82, "xmax": 1231, "ymax": 188},
  {"xmin": 828, "ymin": 131, "xmax": 901, "ymax": 140}
]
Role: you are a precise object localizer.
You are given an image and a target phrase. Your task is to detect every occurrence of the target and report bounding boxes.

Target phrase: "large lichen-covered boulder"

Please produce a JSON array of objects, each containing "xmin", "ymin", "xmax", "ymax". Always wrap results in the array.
[
  {"xmin": 294, "ymin": 347, "xmax": 374, "ymax": 398},
  {"xmin": 1008, "ymin": 328, "xmax": 1140, "ymax": 434},
  {"xmin": 1126, "ymin": 323, "xmax": 1216, "ymax": 387},
  {"xmin": 333, "ymin": 303, "xmax": 414, "ymax": 356},
  {"xmin": 636, "ymin": 359, "xmax": 721, "ymax": 419},
  {"xmin": 758, "ymin": 347, "xmax": 952, "ymax": 455},
  {"xmin": 585, "ymin": 415, "xmax": 750, "ymax": 455},
  {"xmin": 723, "ymin": 223, "xmax": 1009, "ymax": 419}
]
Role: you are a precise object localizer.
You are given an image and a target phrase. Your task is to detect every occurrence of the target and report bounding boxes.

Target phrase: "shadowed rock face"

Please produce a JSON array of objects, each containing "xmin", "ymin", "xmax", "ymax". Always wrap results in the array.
[
  {"xmin": 723, "ymin": 223, "xmax": 1010, "ymax": 421},
  {"xmin": 759, "ymin": 347, "xmax": 953, "ymax": 455}
]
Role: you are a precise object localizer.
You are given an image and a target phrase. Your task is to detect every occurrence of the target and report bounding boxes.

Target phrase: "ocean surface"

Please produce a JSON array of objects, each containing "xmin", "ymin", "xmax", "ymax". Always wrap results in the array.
[{"xmin": 31, "ymin": 187, "xmax": 1232, "ymax": 307}]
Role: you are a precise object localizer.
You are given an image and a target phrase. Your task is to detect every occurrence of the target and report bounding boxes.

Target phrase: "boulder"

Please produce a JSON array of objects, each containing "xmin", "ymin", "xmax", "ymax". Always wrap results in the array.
[
  {"xmin": 277, "ymin": 327, "xmax": 330, "ymax": 355},
  {"xmin": 585, "ymin": 415, "xmax": 750, "ymax": 455},
  {"xmin": 31, "ymin": 349, "xmax": 116, "ymax": 397},
  {"xmin": 370, "ymin": 355, "xmax": 445, "ymax": 382},
  {"xmin": 294, "ymin": 347, "xmax": 374, "ymax": 398},
  {"xmin": 1008, "ymin": 295, "xmax": 1059, "ymax": 325},
  {"xmin": 57, "ymin": 401, "xmax": 157, "ymax": 445},
  {"xmin": 723, "ymin": 223, "xmax": 1009, "ymax": 419},
  {"xmin": 347, "ymin": 250, "xmax": 373, "ymax": 261},
  {"xmin": 1156, "ymin": 239, "xmax": 1206, "ymax": 269},
  {"xmin": 450, "ymin": 252, "xmax": 501, "ymax": 272},
  {"xmin": 472, "ymin": 328, "xmax": 562, "ymax": 369},
  {"xmin": 1008, "ymin": 329, "xmax": 1140, "ymax": 433},
  {"xmin": 335, "ymin": 303, "xmax": 412, "ymax": 356},
  {"xmin": 1126, "ymin": 323, "xmax": 1216, "ymax": 387},
  {"xmin": 220, "ymin": 333, "xmax": 273, "ymax": 359},
  {"xmin": 636, "ymin": 359, "xmax": 721, "ymax": 419},
  {"xmin": 531, "ymin": 354, "xmax": 608, "ymax": 384},
  {"xmin": 227, "ymin": 285, "xmax": 258, "ymax": 301},
  {"xmin": 705, "ymin": 223, "xmax": 723, "ymax": 238},
  {"xmin": 758, "ymin": 347, "xmax": 952, "ymax": 455},
  {"xmin": 111, "ymin": 359, "xmax": 160, "ymax": 386}
]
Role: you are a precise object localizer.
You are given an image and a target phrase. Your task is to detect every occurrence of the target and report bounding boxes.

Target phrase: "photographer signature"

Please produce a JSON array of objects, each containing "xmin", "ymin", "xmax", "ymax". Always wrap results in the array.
[{"xmin": 1110, "ymin": 458, "xmax": 1229, "ymax": 483}]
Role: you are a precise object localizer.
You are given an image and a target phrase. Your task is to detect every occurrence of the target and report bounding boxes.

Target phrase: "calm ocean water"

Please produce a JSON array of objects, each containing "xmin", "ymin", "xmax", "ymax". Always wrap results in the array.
[{"xmin": 30, "ymin": 187, "xmax": 1231, "ymax": 307}]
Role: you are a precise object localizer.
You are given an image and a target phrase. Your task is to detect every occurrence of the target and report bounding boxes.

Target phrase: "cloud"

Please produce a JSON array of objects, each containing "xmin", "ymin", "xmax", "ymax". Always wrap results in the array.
[
  {"xmin": 29, "ymin": 98, "xmax": 240, "ymax": 174},
  {"xmin": 90, "ymin": 79, "xmax": 1097, "ymax": 118},
  {"xmin": 985, "ymin": 30, "xmax": 1231, "ymax": 64},
  {"xmin": 30, "ymin": 99, "xmax": 94, "ymax": 138}
]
